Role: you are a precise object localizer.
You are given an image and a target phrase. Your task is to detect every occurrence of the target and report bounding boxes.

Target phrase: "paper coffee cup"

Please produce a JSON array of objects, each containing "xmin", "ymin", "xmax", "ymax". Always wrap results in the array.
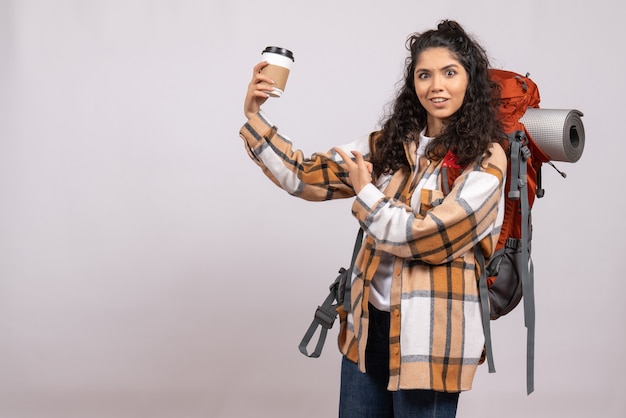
[{"xmin": 261, "ymin": 46, "xmax": 294, "ymax": 97}]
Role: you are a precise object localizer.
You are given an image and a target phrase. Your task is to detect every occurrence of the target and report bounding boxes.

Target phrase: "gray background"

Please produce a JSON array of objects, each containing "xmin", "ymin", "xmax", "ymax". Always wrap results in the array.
[{"xmin": 0, "ymin": 0, "xmax": 622, "ymax": 417}]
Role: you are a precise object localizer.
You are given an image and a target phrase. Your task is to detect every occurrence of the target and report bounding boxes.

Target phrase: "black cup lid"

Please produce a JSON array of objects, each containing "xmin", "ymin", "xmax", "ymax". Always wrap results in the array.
[{"xmin": 262, "ymin": 46, "xmax": 294, "ymax": 61}]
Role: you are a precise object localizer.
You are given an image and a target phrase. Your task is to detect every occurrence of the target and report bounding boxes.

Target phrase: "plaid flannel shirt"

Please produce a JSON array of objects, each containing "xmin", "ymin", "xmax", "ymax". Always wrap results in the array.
[{"xmin": 240, "ymin": 111, "xmax": 507, "ymax": 392}]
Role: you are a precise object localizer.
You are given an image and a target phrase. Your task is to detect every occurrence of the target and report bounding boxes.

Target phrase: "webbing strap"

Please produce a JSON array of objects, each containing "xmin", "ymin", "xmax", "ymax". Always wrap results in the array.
[
  {"xmin": 298, "ymin": 229, "xmax": 363, "ymax": 358},
  {"xmin": 298, "ymin": 290, "xmax": 337, "ymax": 358},
  {"xmin": 442, "ymin": 166, "xmax": 451, "ymax": 195},
  {"xmin": 344, "ymin": 228, "xmax": 364, "ymax": 312},
  {"xmin": 509, "ymin": 133, "xmax": 522, "ymax": 199},
  {"xmin": 517, "ymin": 138, "xmax": 536, "ymax": 395},
  {"xmin": 475, "ymin": 247, "xmax": 496, "ymax": 373}
]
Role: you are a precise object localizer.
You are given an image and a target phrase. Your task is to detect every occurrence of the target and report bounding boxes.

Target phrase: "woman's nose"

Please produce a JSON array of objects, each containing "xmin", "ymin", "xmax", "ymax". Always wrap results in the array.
[{"xmin": 430, "ymin": 74, "xmax": 444, "ymax": 91}]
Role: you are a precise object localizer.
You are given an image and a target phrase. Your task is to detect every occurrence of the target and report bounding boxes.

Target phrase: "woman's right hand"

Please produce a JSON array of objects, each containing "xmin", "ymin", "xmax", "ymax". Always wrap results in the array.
[
  {"xmin": 244, "ymin": 61, "xmax": 274, "ymax": 120},
  {"xmin": 333, "ymin": 148, "xmax": 373, "ymax": 194}
]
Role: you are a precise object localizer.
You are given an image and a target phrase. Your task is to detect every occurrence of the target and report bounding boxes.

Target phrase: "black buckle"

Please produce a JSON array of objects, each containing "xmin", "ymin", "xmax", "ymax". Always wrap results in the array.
[
  {"xmin": 314, "ymin": 305, "xmax": 337, "ymax": 330},
  {"xmin": 505, "ymin": 238, "xmax": 522, "ymax": 250}
]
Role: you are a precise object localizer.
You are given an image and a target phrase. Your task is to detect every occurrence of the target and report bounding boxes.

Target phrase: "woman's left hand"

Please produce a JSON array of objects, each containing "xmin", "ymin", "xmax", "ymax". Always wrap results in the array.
[{"xmin": 334, "ymin": 148, "xmax": 373, "ymax": 194}]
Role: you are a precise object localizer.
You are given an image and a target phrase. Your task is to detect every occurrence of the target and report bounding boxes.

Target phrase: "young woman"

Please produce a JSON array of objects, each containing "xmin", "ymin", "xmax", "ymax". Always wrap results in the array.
[{"xmin": 240, "ymin": 20, "xmax": 506, "ymax": 418}]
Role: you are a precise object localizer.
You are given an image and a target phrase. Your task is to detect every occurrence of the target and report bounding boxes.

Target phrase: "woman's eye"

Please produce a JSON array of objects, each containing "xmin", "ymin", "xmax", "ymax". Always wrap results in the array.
[{"xmin": 445, "ymin": 70, "xmax": 456, "ymax": 76}]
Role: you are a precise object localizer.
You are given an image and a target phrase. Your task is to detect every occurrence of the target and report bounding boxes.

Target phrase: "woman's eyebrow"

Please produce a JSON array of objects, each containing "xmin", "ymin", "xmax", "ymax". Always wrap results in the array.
[{"xmin": 415, "ymin": 63, "xmax": 460, "ymax": 73}]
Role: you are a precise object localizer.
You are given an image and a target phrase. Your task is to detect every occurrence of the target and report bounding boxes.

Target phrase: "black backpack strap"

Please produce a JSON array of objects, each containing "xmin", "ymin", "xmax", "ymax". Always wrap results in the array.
[
  {"xmin": 510, "ymin": 132, "xmax": 536, "ymax": 395},
  {"xmin": 298, "ymin": 284, "xmax": 340, "ymax": 358},
  {"xmin": 442, "ymin": 166, "xmax": 452, "ymax": 195},
  {"xmin": 475, "ymin": 247, "xmax": 496, "ymax": 373},
  {"xmin": 343, "ymin": 228, "xmax": 364, "ymax": 312},
  {"xmin": 298, "ymin": 228, "xmax": 364, "ymax": 358},
  {"xmin": 518, "ymin": 137, "xmax": 535, "ymax": 395}
]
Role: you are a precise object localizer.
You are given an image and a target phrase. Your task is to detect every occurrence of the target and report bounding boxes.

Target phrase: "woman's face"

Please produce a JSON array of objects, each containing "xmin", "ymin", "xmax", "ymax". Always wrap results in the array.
[{"xmin": 413, "ymin": 47, "xmax": 468, "ymax": 136}]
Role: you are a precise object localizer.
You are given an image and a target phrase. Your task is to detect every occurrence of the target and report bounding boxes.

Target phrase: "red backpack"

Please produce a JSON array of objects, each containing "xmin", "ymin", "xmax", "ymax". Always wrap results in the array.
[{"xmin": 443, "ymin": 69, "xmax": 551, "ymax": 395}]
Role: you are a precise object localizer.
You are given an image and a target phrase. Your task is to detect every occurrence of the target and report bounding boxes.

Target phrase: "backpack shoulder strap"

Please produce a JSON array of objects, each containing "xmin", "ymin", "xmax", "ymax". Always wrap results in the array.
[
  {"xmin": 505, "ymin": 131, "xmax": 536, "ymax": 394},
  {"xmin": 475, "ymin": 246, "xmax": 496, "ymax": 373},
  {"xmin": 298, "ymin": 228, "xmax": 364, "ymax": 358},
  {"xmin": 513, "ymin": 132, "xmax": 536, "ymax": 395}
]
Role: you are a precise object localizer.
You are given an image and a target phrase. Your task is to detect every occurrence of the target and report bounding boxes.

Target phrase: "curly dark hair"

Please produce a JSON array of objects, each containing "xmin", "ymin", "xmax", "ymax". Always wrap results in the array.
[{"xmin": 371, "ymin": 20, "xmax": 503, "ymax": 176}]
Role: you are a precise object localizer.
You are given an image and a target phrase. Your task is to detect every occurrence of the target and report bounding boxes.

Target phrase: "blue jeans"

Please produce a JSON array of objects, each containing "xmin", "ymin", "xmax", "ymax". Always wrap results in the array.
[{"xmin": 339, "ymin": 305, "xmax": 459, "ymax": 418}]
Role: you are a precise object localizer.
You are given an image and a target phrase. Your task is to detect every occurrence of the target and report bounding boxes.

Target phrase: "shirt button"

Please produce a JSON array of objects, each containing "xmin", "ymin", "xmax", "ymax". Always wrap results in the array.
[
  {"xmin": 394, "ymin": 268, "xmax": 401, "ymax": 276},
  {"xmin": 394, "ymin": 347, "xmax": 400, "ymax": 354},
  {"xmin": 393, "ymin": 309, "xmax": 400, "ymax": 317}
]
